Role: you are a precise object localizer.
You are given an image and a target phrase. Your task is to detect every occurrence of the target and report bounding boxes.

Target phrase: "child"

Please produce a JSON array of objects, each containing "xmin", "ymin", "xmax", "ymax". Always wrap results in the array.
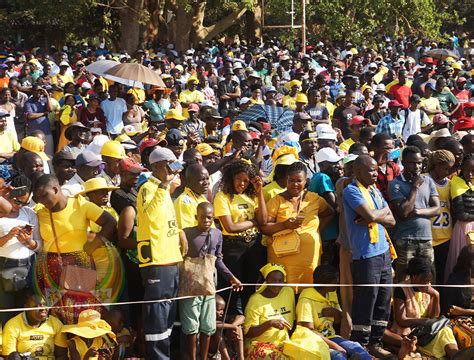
[
  {"xmin": 103, "ymin": 310, "xmax": 133, "ymax": 360},
  {"xmin": 209, "ymin": 294, "xmax": 244, "ymax": 360},
  {"xmin": 296, "ymin": 265, "xmax": 372, "ymax": 360},
  {"xmin": 179, "ymin": 202, "xmax": 241, "ymax": 360},
  {"xmin": 62, "ymin": 309, "xmax": 116, "ymax": 360}
]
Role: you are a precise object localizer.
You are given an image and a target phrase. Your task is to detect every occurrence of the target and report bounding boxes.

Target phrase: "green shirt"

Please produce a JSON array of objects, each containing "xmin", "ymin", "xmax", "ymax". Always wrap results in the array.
[{"xmin": 433, "ymin": 90, "xmax": 458, "ymax": 113}]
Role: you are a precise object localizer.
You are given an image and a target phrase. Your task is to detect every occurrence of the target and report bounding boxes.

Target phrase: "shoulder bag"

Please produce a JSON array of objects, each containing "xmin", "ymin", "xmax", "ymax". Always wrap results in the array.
[
  {"xmin": 178, "ymin": 231, "xmax": 216, "ymax": 297},
  {"xmin": 410, "ymin": 316, "xmax": 452, "ymax": 346},
  {"xmin": 50, "ymin": 212, "xmax": 97, "ymax": 293}
]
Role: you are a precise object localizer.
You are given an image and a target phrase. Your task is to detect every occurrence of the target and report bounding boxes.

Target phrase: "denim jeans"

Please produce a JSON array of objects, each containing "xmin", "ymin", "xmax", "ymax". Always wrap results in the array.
[
  {"xmin": 332, "ymin": 336, "xmax": 372, "ymax": 360},
  {"xmin": 350, "ymin": 251, "xmax": 392, "ymax": 346},
  {"xmin": 394, "ymin": 239, "xmax": 434, "ymax": 282}
]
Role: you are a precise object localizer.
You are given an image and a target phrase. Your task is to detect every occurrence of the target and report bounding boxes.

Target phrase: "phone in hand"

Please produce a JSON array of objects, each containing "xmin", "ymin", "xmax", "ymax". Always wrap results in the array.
[
  {"xmin": 168, "ymin": 160, "xmax": 184, "ymax": 173},
  {"xmin": 23, "ymin": 224, "xmax": 34, "ymax": 232},
  {"xmin": 388, "ymin": 148, "xmax": 401, "ymax": 161}
]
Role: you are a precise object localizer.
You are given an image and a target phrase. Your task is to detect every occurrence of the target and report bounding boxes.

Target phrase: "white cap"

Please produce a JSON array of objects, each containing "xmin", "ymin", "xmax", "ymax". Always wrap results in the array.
[
  {"xmin": 149, "ymin": 147, "xmax": 177, "ymax": 164},
  {"xmin": 375, "ymin": 83, "xmax": 386, "ymax": 91},
  {"xmin": 239, "ymin": 97, "xmax": 251, "ymax": 105},
  {"xmin": 233, "ymin": 62, "xmax": 243, "ymax": 69},
  {"xmin": 316, "ymin": 147, "xmax": 342, "ymax": 163},
  {"xmin": 248, "ymin": 71, "xmax": 260, "ymax": 79},
  {"xmin": 368, "ymin": 62, "xmax": 378, "ymax": 69},
  {"xmin": 59, "ymin": 61, "xmax": 69, "ymax": 67},
  {"xmin": 81, "ymin": 82, "xmax": 92, "ymax": 89},
  {"xmin": 85, "ymin": 134, "xmax": 110, "ymax": 155},
  {"xmin": 316, "ymin": 124, "xmax": 337, "ymax": 140}
]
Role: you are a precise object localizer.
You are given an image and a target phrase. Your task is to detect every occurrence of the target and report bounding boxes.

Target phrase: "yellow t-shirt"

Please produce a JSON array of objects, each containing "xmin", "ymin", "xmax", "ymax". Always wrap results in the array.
[
  {"xmin": 420, "ymin": 97, "xmax": 441, "ymax": 120},
  {"xmin": 263, "ymin": 181, "xmax": 285, "ymax": 203},
  {"xmin": 127, "ymin": 88, "xmax": 146, "ymax": 104},
  {"xmin": 296, "ymin": 288, "xmax": 341, "ymax": 338},
  {"xmin": 243, "ymin": 287, "xmax": 295, "ymax": 344},
  {"xmin": 0, "ymin": 130, "xmax": 20, "ymax": 154},
  {"xmin": 136, "ymin": 176, "xmax": 183, "ymax": 266},
  {"xmin": 339, "ymin": 138, "xmax": 355, "ymax": 153},
  {"xmin": 213, "ymin": 191, "xmax": 258, "ymax": 236},
  {"xmin": 174, "ymin": 187, "xmax": 209, "ymax": 229},
  {"xmin": 179, "ymin": 89, "xmax": 205, "ymax": 117},
  {"xmin": 282, "ymin": 95, "xmax": 297, "ymax": 110},
  {"xmin": 36, "ymin": 196, "xmax": 104, "ymax": 253},
  {"xmin": 89, "ymin": 205, "xmax": 119, "ymax": 233},
  {"xmin": 51, "ymin": 74, "xmax": 74, "ymax": 100},
  {"xmin": 71, "ymin": 336, "xmax": 102, "ymax": 360},
  {"xmin": 427, "ymin": 176, "xmax": 452, "ymax": 246},
  {"xmin": 322, "ymin": 101, "xmax": 335, "ymax": 124},
  {"xmin": 2, "ymin": 313, "xmax": 67, "ymax": 357},
  {"xmin": 98, "ymin": 77, "xmax": 109, "ymax": 92}
]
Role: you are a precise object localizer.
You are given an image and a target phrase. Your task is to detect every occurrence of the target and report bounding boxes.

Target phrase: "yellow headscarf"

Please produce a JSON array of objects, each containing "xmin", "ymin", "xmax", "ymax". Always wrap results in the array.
[{"xmin": 256, "ymin": 263, "xmax": 287, "ymax": 293}]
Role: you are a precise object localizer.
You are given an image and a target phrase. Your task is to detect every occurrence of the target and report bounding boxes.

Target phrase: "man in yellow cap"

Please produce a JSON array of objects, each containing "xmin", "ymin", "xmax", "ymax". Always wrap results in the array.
[
  {"xmin": 100, "ymin": 140, "xmax": 126, "ymax": 187},
  {"xmin": 164, "ymin": 108, "xmax": 187, "ymax": 131},
  {"xmin": 295, "ymin": 92, "xmax": 308, "ymax": 113},
  {"xmin": 179, "ymin": 76, "xmax": 204, "ymax": 118}
]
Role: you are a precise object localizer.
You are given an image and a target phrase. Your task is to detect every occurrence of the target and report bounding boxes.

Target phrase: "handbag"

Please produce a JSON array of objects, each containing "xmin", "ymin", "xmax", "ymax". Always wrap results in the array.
[
  {"xmin": 178, "ymin": 231, "xmax": 216, "ymax": 297},
  {"xmin": 50, "ymin": 212, "xmax": 97, "ymax": 293},
  {"xmin": 410, "ymin": 316, "xmax": 452, "ymax": 346},
  {"xmin": 0, "ymin": 266, "xmax": 29, "ymax": 292},
  {"xmin": 272, "ymin": 229, "xmax": 301, "ymax": 257}
]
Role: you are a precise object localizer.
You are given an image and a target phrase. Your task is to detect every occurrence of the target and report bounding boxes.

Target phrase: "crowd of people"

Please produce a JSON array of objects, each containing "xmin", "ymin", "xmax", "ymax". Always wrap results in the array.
[{"xmin": 0, "ymin": 36, "xmax": 473, "ymax": 360}]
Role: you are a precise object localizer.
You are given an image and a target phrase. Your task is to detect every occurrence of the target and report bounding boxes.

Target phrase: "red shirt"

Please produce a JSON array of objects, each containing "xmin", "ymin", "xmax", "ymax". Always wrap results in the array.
[
  {"xmin": 388, "ymin": 84, "xmax": 412, "ymax": 109},
  {"xmin": 376, "ymin": 161, "xmax": 401, "ymax": 201},
  {"xmin": 452, "ymin": 89, "xmax": 470, "ymax": 119}
]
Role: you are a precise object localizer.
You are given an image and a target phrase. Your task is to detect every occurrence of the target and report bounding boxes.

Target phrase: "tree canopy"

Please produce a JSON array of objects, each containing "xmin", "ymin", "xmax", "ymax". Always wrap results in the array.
[{"xmin": 0, "ymin": 0, "xmax": 469, "ymax": 52}]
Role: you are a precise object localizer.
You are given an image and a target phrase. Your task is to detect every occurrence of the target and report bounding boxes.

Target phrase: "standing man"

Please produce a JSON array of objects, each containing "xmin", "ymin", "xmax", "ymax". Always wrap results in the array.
[
  {"xmin": 343, "ymin": 155, "xmax": 396, "ymax": 359},
  {"xmin": 136, "ymin": 147, "xmax": 184, "ymax": 359},
  {"xmin": 298, "ymin": 130, "xmax": 319, "ymax": 179},
  {"xmin": 388, "ymin": 146, "xmax": 440, "ymax": 282},
  {"xmin": 387, "ymin": 69, "xmax": 412, "ymax": 109},
  {"xmin": 217, "ymin": 69, "xmax": 240, "ymax": 117},
  {"xmin": 333, "ymin": 90, "xmax": 361, "ymax": 139},
  {"xmin": 100, "ymin": 84, "xmax": 127, "ymax": 137}
]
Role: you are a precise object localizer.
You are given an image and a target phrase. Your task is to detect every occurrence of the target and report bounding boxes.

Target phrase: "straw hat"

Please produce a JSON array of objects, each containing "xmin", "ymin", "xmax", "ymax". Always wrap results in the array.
[
  {"xmin": 79, "ymin": 178, "xmax": 119, "ymax": 196},
  {"xmin": 61, "ymin": 309, "xmax": 116, "ymax": 339}
]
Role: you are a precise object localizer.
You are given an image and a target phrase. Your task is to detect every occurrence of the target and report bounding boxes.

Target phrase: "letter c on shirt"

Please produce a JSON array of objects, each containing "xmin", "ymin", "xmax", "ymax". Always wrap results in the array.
[{"xmin": 137, "ymin": 241, "xmax": 151, "ymax": 264}]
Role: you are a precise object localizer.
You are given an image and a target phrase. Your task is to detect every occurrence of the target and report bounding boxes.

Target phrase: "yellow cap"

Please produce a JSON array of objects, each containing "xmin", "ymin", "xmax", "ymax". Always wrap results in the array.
[
  {"xmin": 195, "ymin": 143, "xmax": 217, "ymax": 156},
  {"xmin": 451, "ymin": 62, "xmax": 462, "ymax": 70},
  {"xmin": 231, "ymin": 120, "xmax": 248, "ymax": 131},
  {"xmin": 20, "ymin": 136, "xmax": 49, "ymax": 160},
  {"xmin": 295, "ymin": 93, "xmax": 308, "ymax": 104},
  {"xmin": 445, "ymin": 56, "xmax": 454, "ymax": 63},
  {"xmin": 165, "ymin": 108, "xmax": 187, "ymax": 121},
  {"xmin": 100, "ymin": 140, "xmax": 126, "ymax": 159},
  {"xmin": 79, "ymin": 178, "xmax": 119, "ymax": 195},
  {"xmin": 187, "ymin": 75, "xmax": 199, "ymax": 84},
  {"xmin": 285, "ymin": 79, "xmax": 302, "ymax": 90},
  {"xmin": 115, "ymin": 133, "xmax": 131, "ymax": 143}
]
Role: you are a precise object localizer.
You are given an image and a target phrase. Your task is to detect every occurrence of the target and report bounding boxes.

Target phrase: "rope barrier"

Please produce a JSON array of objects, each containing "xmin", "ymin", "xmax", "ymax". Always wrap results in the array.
[{"xmin": 0, "ymin": 282, "xmax": 472, "ymax": 313}]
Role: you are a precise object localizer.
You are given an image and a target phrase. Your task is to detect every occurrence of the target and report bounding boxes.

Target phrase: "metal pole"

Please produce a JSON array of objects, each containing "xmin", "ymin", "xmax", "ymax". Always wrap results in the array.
[
  {"xmin": 261, "ymin": 0, "xmax": 265, "ymax": 40},
  {"xmin": 291, "ymin": 0, "xmax": 294, "ymax": 29},
  {"xmin": 301, "ymin": 0, "xmax": 306, "ymax": 54}
]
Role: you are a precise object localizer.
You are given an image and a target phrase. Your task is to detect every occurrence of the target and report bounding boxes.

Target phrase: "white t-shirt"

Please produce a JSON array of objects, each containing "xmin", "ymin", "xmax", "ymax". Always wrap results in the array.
[
  {"xmin": 100, "ymin": 97, "xmax": 127, "ymax": 135},
  {"xmin": 402, "ymin": 108, "xmax": 431, "ymax": 141},
  {"xmin": 0, "ymin": 207, "xmax": 41, "ymax": 259}
]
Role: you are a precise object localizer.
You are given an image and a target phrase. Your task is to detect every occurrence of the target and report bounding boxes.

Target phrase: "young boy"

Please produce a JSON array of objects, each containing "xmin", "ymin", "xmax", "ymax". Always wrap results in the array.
[
  {"xmin": 296, "ymin": 265, "xmax": 372, "ymax": 360},
  {"xmin": 209, "ymin": 294, "xmax": 244, "ymax": 360},
  {"xmin": 179, "ymin": 202, "xmax": 241, "ymax": 360}
]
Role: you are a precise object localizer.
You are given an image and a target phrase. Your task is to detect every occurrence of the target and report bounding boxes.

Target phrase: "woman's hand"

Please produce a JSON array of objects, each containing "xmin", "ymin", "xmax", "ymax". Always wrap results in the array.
[
  {"xmin": 419, "ymin": 285, "xmax": 438, "ymax": 297},
  {"xmin": 268, "ymin": 319, "xmax": 291, "ymax": 330},
  {"xmin": 230, "ymin": 276, "xmax": 243, "ymax": 291},
  {"xmin": 321, "ymin": 307, "xmax": 342, "ymax": 323},
  {"xmin": 284, "ymin": 217, "xmax": 303, "ymax": 230},
  {"xmin": 16, "ymin": 228, "xmax": 33, "ymax": 246},
  {"xmin": 250, "ymin": 176, "xmax": 264, "ymax": 193},
  {"xmin": 6, "ymin": 226, "xmax": 23, "ymax": 241}
]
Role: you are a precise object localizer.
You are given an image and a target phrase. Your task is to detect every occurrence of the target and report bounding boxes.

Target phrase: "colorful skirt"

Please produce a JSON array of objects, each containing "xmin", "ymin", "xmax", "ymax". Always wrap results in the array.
[{"xmin": 246, "ymin": 342, "xmax": 288, "ymax": 360}]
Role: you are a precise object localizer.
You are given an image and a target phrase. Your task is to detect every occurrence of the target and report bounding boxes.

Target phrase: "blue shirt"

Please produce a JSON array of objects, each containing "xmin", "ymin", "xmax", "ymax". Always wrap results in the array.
[
  {"xmin": 144, "ymin": 99, "xmax": 170, "ymax": 122},
  {"xmin": 309, "ymin": 172, "xmax": 338, "ymax": 241},
  {"xmin": 388, "ymin": 174, "xmax": 438, "ymax": 241},
  {"xmin": 24, "ymin": 97, "xmax": 51, "ymax": 135},
  {"xmin": 376, "ymin": 113, "xmax": 405, "ymax": 138},
  {"xmin": 343, "ymin": 180, "xmax": 390, "ymax": 259}
]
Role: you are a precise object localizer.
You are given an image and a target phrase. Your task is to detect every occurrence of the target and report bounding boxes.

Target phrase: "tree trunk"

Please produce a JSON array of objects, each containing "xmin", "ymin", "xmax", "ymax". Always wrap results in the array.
[
  {"xmin": 192, "ymin": 4, "xmax": 249, "ymax": 44},
  {"xmin": 119, "ymin": 0, "xmax": 144, "ymax": 54},
  {"xmin": 251, "ymin": 0, "xmax": 263, "ymax": 41}
]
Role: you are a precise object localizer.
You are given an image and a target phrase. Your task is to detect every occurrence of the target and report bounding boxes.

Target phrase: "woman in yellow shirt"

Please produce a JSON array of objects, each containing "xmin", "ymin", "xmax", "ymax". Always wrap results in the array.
[
  {"xmin": 261, "ymin": 162, "xmax": 334, "ymax": 287},
  {"xmin": 56, "ymin": 95, "xmax": 78, "ymax": 151},
  {"xmin": 426, "ymin": 150, "xmax": 455, "ymax": 284},
  {"xmin": 33, "ymin": 174, "xmax": 117, "ymax": 324},
  {"xmin": 214, "ymin": 159, "xmax": 267, "ymax": 315},
  {"xmin": 244, "ymin": 263, "xmax": 294, "ymax": 360}
]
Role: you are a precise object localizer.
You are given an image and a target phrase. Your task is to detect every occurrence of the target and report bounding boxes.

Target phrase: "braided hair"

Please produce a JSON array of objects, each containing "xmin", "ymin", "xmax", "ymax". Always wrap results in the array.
[
  {"xmin": 220, "ymin": 159, "xmax": 258, "ymax": 198},
  {"xmin": 426, "ymin": 150, "xmax": 455, "ymax": 172}
]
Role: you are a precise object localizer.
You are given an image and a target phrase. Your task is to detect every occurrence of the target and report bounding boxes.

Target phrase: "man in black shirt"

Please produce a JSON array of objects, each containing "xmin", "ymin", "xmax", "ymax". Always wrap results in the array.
[
  {"xmin": 365, "ymin": 94, "xmax": 387, "ymax": 125},
  {"xmin": 333, "ymin": 89, "xmax": 361, "ymax": 139},
  {"xmin": 217, "ymin": 69, "xmax": 240, "ymax": 117},
  {"xmin": 110, "ymin": 157, "xmax": 144, "ymax": 215}
]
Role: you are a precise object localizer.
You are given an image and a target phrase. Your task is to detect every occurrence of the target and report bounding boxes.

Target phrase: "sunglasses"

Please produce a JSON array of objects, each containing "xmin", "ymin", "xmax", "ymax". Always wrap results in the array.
[{"xmin": 13, "ymin": 198, "xmax": 30, "ymax": 207}]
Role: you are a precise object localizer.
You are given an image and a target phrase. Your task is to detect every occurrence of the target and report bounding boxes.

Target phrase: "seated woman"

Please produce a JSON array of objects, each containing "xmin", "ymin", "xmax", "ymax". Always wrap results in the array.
[
  {"xmin": 61, "ymin": 309, "xmax": 116, "ymax": 360},
  {"xmin": 243, "ymin": 263, "xmax": 294, "ymax": 359},
  {"xmin": 391, "ymin": 256, "xmax": 460, "ymax": 359},
  {"xmin": 442, "ymin": 245, "xmax": 473, "ymax": 317},
  {"xmin": 296, "ymin": 265, "xmax": 372, "ymax": 360},
  {"xmin": 1, "ymin": 291, "xmax": 68, "ymax": 359},
  {"xmin": 261, "ymin": 161, "xmax": 334, "ymax": 287}
]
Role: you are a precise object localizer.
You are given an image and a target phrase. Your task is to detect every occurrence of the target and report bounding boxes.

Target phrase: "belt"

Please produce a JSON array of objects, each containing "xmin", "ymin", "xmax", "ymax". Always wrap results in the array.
[
  {"xmin": 0, "ymin": 254, "xmax": 34, "ymax": 268},
  {"xmin": 223, "ymin": 233, "xmax": 260, "ymax": 243}
]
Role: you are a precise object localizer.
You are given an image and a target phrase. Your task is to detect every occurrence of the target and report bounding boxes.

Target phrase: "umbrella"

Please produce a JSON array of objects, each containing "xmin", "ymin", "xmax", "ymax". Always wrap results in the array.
[
  {"xmin": 237, "ymin": 104, "xmax": 295, "ymax": 132},
  {"xmin": 86, "ymin": 60, "xmax": 144, "ymax": 89},
  {"xmin": 105, "ymin": 63, "xmax": 165, "ymax": 88},
  {"xmin": 426, "ymin": 48, "xmax": 459, "ymax": 60}
]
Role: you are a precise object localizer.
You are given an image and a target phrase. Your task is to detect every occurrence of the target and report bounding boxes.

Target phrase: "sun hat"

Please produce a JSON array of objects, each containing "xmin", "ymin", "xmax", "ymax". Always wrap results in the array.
[
  {"xmin": 100, "ymin": 140, "xmax": 126, "ymax": 159},
  {"xmin": 165, "ymin": 109, "xmax": 186, "ymax": 121},
  {"xmin": 149, "ymin": 146, "xmax": 177, "ymax": 164},
  {"xmin": 316, "ymin": 147, "xmax": 342, "ymax": 163},
  {"xmin": 20, "ymin": 137, "xmax": 49, "ymax": 160},
  {"xmin": 64, "ymin": 122, "xmax": 90, "ymax": 141},
  {"xmin": 61, "ymin": 310, "xmax": 116, "ymax": 340},
  {"xmin": 79, "ymin": 178, "xmax": 119, "ymax": 195}
]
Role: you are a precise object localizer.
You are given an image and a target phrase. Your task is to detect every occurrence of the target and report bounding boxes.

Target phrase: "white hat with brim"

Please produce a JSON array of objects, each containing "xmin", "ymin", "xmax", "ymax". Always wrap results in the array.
[{"xmin": 316, "ymin": 147, "xmax": 342, "ymax": 163}]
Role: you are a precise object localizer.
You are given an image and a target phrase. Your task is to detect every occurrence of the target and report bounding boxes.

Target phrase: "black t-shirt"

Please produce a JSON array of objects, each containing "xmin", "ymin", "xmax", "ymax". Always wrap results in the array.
[
  {"xmin": 110, "ymin": 187, "xmax": 137, "ymax": 215},
  {"xmin": 393, "ymin": 287, "xmax": 407, "ymax": 301},
  {"xmin": 364, "ymin": 108, "xmax": 387, "ymax": 125},
  {"xmin": 333, "ymin": 104, "xmax": 360, "ymax": 138},
  {"xmin": 441, "ymin": 272, "xmax": 472, "ymax": 314}
]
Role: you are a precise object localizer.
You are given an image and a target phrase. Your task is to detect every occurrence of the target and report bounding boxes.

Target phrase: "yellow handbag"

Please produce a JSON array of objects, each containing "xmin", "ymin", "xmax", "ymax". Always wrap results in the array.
[{"xmin": 271, "ymin": 229, "xmax": 301, "ymax": 257}]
